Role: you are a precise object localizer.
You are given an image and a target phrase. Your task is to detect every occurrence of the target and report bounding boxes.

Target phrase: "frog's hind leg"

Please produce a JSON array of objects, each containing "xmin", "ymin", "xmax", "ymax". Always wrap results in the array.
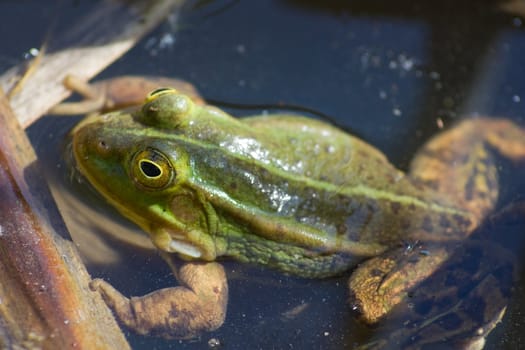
[
  {"xmin": 349, "ymin": 117, "xmax": 523, "ymax": 345},
  {"xmin": 409, "ymin": 117, "xmax": 525, "ymax": 223},
  {"xmin": 350, "ymin": 241, "xmax": 514, "ymax": 348}
]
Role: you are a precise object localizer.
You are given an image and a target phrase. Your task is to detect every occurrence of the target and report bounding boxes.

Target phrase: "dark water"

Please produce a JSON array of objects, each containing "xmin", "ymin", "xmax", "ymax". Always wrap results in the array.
[{"xmin": 3, "ymin": 0, "xmax": 525, "ymax": 349}]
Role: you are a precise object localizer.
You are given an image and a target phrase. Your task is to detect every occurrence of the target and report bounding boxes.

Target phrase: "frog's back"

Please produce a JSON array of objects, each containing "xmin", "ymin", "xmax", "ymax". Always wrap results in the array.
[
  {"xmin": 184, "ymin": 114, "xmax": 465, "ymax": 252},
  {"xmin": 241, "ymin": 114, "xmax": 406, "ymax": 192}
]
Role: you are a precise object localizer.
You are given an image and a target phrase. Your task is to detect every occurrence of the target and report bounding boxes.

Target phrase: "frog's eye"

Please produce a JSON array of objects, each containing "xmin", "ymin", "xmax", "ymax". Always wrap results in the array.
[
  {"xmin": 145, "ymin": 88, "xmax": 178, "ymax": 103},
  {"xmin": 131, "ymin": 148, "xmax": 174, "ymax": 190},
  {"xmin": 141, "ymin": 88, "xmax": 194, "ymax": 128}
]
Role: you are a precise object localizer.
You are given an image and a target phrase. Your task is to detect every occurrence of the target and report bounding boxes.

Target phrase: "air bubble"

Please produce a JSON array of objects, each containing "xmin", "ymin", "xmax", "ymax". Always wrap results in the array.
[{"xmin": 392, "ymin": 108, "xmax": 402, "ymax": 116}]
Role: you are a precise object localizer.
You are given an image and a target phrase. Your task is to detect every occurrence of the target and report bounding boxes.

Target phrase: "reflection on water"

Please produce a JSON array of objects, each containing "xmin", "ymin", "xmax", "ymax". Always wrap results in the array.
[{"xmin": 19, "ymin": 0, "xmax": 525, "ymax": 349}]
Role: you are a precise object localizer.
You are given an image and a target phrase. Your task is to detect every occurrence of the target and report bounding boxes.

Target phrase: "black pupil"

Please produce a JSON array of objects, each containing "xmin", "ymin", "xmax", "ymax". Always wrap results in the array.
[{"xmin": 140, "ymin": 161, "xmax": 162, "ymax": 177}]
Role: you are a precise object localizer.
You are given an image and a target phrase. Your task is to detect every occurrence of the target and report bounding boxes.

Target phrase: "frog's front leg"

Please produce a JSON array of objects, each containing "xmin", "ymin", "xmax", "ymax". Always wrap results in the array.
[{"xmin": 90, "ymin": 259, "xmax": 228, "ymax": 339}]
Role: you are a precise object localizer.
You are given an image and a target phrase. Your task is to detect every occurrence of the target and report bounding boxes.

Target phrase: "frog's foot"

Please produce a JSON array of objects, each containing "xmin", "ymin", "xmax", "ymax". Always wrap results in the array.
[
  {"xmin": 50, "ymin": 75, "xmax": 109, "ymax": 115},
  {"xmin": 349, "ymin": 242, "xmax": 514, "ymax": 349},
  {"xmin": 349, "ymin": 243, "xmax": 450, "ymax": 323},
  {"xmin": 90, "ymin": 261, "xmax": 228, "ymax": 339},
  {"xmin": 410, "ymin": 117, "xmax": 525, "ymax": 223}
]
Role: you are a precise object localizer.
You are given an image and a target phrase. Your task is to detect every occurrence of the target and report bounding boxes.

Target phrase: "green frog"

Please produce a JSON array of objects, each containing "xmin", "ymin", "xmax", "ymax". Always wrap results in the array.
[{"xmin": 68, "ymin": 81, "xmax": 525, "ymax": 347}]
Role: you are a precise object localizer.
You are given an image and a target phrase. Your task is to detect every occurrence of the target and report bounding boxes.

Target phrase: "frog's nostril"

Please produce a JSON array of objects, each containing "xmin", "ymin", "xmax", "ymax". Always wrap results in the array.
[{"xmin": 96, "ymin": 139, "xmax": 110, "ymax": 155}]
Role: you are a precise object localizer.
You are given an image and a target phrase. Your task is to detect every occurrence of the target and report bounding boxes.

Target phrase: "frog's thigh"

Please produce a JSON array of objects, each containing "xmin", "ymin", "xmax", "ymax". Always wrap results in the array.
[
  {"xmin": 348, "ymin": 245, "xmax": 449, "ymax": 323},
  {"xmin": 409, "ymin": 118, "xmax": 525, "ymax": 221},
  {"xmin": 90, "ymin": 262, "xmax": 228, "ymax": 339}
]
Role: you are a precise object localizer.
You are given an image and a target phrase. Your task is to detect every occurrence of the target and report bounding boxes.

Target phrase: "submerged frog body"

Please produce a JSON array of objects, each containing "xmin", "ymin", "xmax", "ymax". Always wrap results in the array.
[{"xmin": 70, "ymin": 86, "xmax": 525, "ymax": 346}]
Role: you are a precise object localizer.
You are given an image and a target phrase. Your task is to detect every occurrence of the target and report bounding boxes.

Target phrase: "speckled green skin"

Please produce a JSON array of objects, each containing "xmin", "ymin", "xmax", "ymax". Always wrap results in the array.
[
  {"xmin": 71, "ymin": 90, "xmax": 478, "ymax": 278},
  {"xmin": 70, "ymin": 86, "xmax": 525, "ymax": 344}
]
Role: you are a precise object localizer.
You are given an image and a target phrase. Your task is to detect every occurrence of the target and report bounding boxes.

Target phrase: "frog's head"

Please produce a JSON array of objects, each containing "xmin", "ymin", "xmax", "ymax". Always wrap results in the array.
[{"xmin": 71, "ymin": 89, "xmax": 226, "ymax": 261}]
